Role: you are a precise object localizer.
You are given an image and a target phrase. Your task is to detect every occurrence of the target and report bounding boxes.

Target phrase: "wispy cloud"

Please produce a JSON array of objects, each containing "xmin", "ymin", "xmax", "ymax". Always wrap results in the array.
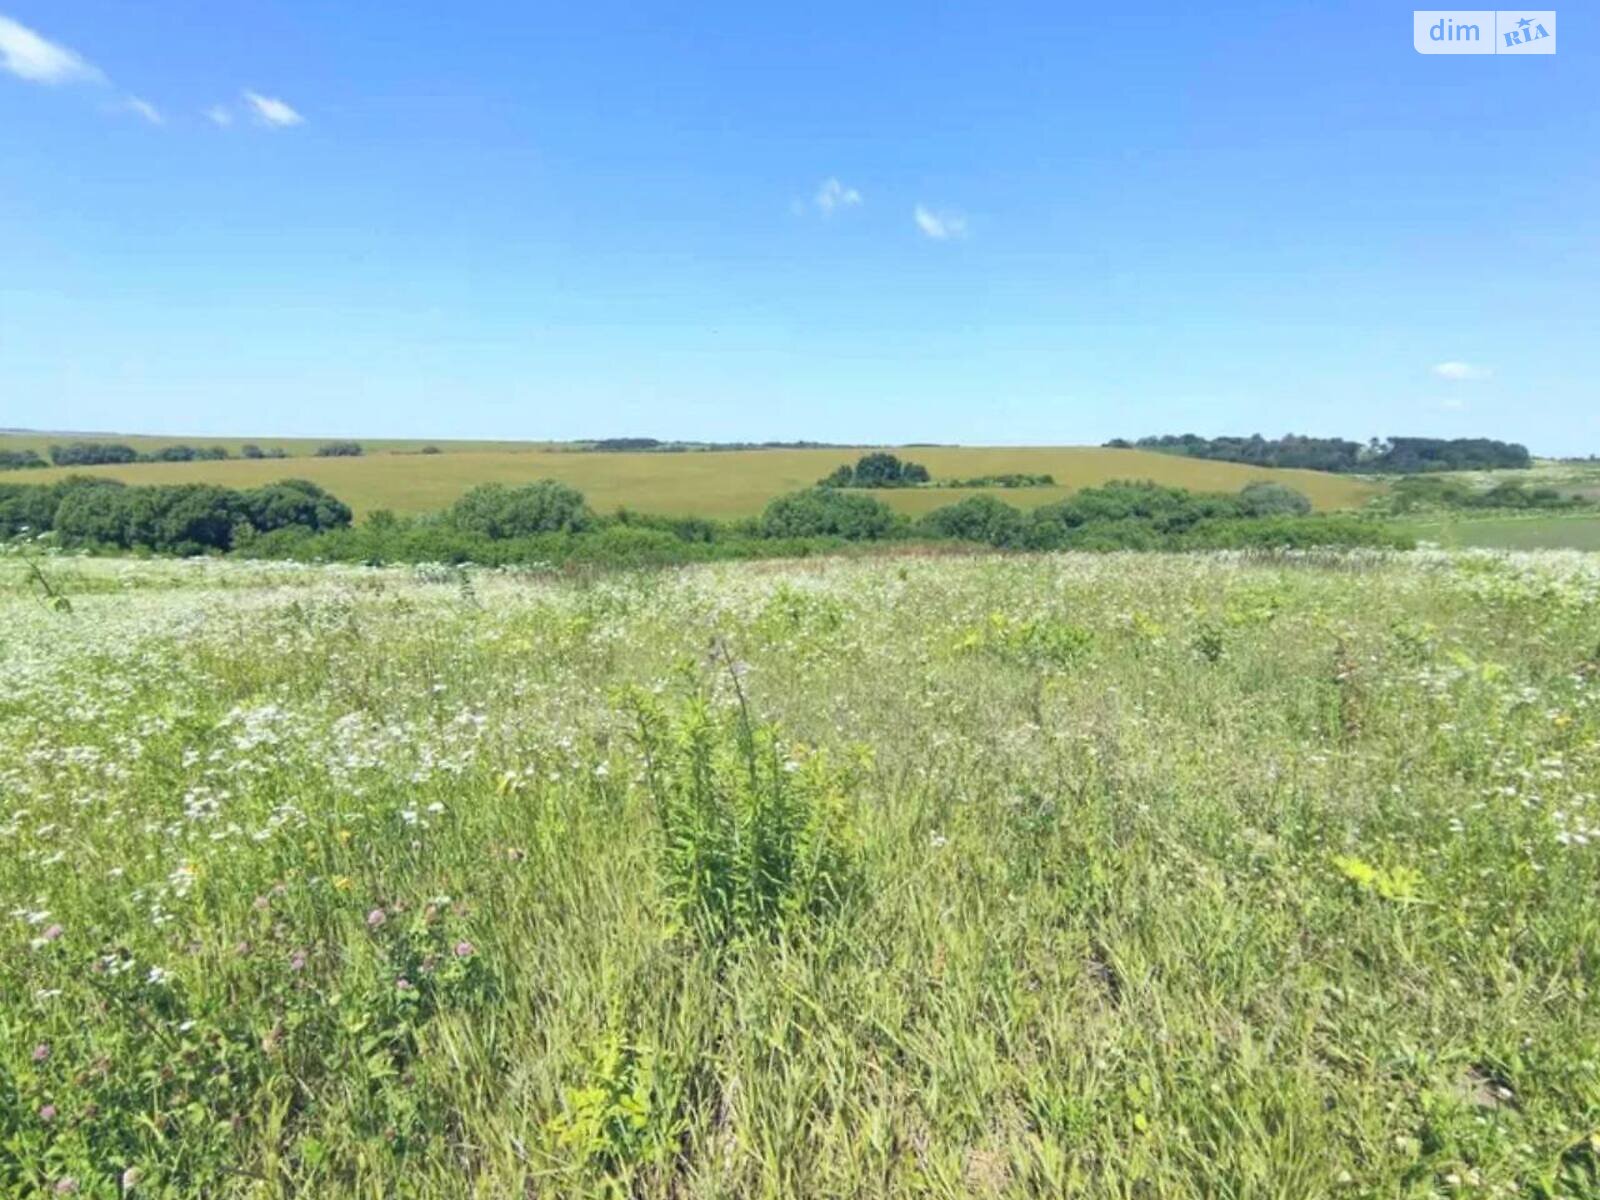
[
  {"xmin": 1431, "ymin": 361, "xmax": 1492, "ymax": 381},
  {"xmin": 914, "ymin": 204, "xmax": 967, "ymax": 241},
  {"xmin": 123, "ymin": 96, "xmax": 162, "ymax": 124},
  {"xmin": 205, "ymin": 104, "xmax": 233, "ymax": 127},
  {"xmin": 243, "ymin": 90, "xmax": 304, "ymax": 128},
  {"xmin": 814, "ymin": 177, "xmax": 861, "ymax": 215},
  {"xmin": 0, "ymin": 14, "xmax": 104, "ymax": 85}
]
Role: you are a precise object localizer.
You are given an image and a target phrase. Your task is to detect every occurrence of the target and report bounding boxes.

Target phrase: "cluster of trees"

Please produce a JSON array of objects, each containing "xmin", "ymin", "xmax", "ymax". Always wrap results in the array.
[
  {"xmin": 2, "ymin": 474, "xmax": 1405, "ymax": 565},
  {"xmin": 241, "ymin": 444, "xmax": 290, "ymax": 459},
  {"xmin": 0, "ymin": 450, "xmax": 47, "ymax": 471},
  {"xmin": 0, "ymin": 477, "xmax": 351, "ymax": 554},
  {"xmin": 1109, "ymin": 434, "xmax": 1531, "ymax": 474},
  {"xmin": 819, "ymin": 452, "xmax": 931, "ymax": 488},
  {"xmin": 314, "ymin": 441, "xmax": 364, "ymax": 457},
  {"xmin": 43, "ymin": 441, "xmax": 238, "ymax": 467}
]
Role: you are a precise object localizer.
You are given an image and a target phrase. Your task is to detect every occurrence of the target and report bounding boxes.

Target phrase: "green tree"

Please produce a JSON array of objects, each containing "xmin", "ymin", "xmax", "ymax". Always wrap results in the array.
[{"xmin": 448, "ymin": 480, "xmax": 593, "ymax": 538}]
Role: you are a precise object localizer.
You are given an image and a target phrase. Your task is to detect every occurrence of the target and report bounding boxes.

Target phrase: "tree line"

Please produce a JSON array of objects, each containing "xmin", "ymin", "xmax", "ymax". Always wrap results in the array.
[
  {"xmin": 1106, "ymin": 434, "xmax": 1531, "ymax": 473},
  {"xmin": 1, "ymin": 474, "xmax": 1408, "ymax": 563},
  {"xmin": 0, "ymin": 440, "xmax": 368, "ymax": 471}
]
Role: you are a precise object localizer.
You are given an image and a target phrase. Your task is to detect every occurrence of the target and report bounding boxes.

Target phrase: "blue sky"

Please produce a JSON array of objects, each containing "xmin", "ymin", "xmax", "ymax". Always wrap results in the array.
[{"xmin": 1, "ymin": 3, "xmax": 1595, "ymax": 451}]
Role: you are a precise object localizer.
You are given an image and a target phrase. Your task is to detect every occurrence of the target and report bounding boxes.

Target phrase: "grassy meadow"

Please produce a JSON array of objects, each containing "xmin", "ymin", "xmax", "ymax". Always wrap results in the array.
[
  {"xmin": 1406, "ymin": 515, "xmax": 1600, "ymax": 552},
  {"xmin": 4, "ymin": 549, "xmax": 1600, "ymax": 1197},
  {"xmin": 5, "ymin": 437, "xmax": 1379, "ymax": 518}
]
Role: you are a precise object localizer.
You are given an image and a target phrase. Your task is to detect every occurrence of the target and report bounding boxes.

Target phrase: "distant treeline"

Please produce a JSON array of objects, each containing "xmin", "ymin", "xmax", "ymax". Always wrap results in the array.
[
  {"xmin": 3, "ymin": 475, "xmax": 1408, "ymax": 563},
  {"xmin": 0, "ymin": 439, "xmax": 368, "ymax": 471},
  {"xmin": 1382, "ymin": 476, "xmax": 1593, "ymax": 514},
  {"xmin": 932, "ymin": 473, "xmax": 1055, "ymax": 488},
  {"xmin": 1107, "ymin": 435, "xmax": 1531, "ymax": 474},
  {"xmin": 583, "ymin": 438, "xmax": 872, "ymax": 453}
]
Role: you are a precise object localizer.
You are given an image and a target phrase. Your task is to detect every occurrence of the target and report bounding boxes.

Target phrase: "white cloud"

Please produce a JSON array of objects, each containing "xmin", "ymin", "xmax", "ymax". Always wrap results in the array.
[
  {"xmin": 205, "ymin": 104, "xmax": 233, "ymax": 126},
  {"xmin": 814, "ymin": 177, "xmax": 861, "ymax": 215},
  {"xmin": 0, "ymin": 14, "xmax": 104, "ymax": 84},
  {"xmin": 914, "ymin": 204, "xmax": 967, "ymax": 241},
  {"xmin": 244, "ymin": 90, "xmax": 304, "ymax": 127},
  {"xmin": 123, "ymin": 96, "xmax": 162, "ymax": 124},
  {"xmin": 1431, "ymin": 361, "xmax": 1491, "ymax": 381}
]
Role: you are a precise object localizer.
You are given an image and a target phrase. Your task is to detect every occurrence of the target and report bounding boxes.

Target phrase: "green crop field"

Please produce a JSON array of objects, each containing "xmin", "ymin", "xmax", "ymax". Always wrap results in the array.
[
  {"xmin": 4, "ymin": 437, "xmax": 1379, "ymax": 517},
  {"xmin": 5, "ymin": 550, "xmax": 1600, "ymax": 1197}
]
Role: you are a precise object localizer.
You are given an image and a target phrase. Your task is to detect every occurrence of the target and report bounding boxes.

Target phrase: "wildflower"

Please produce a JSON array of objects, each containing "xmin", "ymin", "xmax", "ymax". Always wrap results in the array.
[
  {"xmin": 332, "ymin": 876, "xmax": 352, "ymax": 892},
  {"xmin": 930, "ymin": 832, "xmax": 949, "ymax": 849},
  {"xmin": 288, "ymin": 950, "xmax": 307, "ymax": 972},
  {"xmin": 426, "ymin": 801, "xmax": 445, "ymax": 814},
  {"xmin": 54, "ymin": 1178, "xmax": 79, "ymax": 1194},
  {"xmin": 146, "ymin": 966, "xmax": 169, "ymax": 985},
  {"xmin": 39, "ymin": 1103, "xmax": 57, "ymax": 1122},
  {"xmin": 122, "ymin": 1167, "xmax": 143, "ymax": 1190},
  {"xmin": 366, "ymin": 908, "xmax": 386, "ymax": 928},
  {"xmin": 396, "ymin": 977, "xmax": 414, "ymax": 991},
  {"xmin": 454, "ymin": 939, "xmax": 475, "ymax": 958},
  {"xmin": 33, "ymin": 1042, "xmax": 50, "ymax": 1063}
]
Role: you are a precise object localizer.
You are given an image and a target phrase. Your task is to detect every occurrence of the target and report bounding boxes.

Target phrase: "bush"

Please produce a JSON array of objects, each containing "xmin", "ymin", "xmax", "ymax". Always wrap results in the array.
[
  {"xmin": 448, "ymin": 480, "xmax": 593, "ymax": 538},
  {"xmin": 240, "ymin": 444, "xmax": 265, "ymax": 459},
  {"xmin": 760, "ymin": 489, "xmax": 896, "ymax": 540},
  {"xmin": 1238, "ymin": 482, "xmax": 1312, "ymax": 517},
  {"xmin": 0, "ymin": 449, "xmax": 46, "ymax": 471},
  {"xmin": 918, "ymin": 495, "xmax": 1027, "ymax": 547},
  {"xmin": 314, "ymin": 441, "xmax": 364, "ymax": 457},
  {"xmin": 628, "ymin": 689, "xmax": 858, "ymax": 947},
  {"xmin": 241, "ymin": 479, "xmax": 353, "ymax": 533}
]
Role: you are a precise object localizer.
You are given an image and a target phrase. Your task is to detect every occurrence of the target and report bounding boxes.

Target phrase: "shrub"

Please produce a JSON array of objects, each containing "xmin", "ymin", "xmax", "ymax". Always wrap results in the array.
[
  {"xmin": 0, "ymin": 449, "xmax": 46, "ymax": 471},
  {"xmin": 628, "ymin": 688, "xmax": 859, "ymax": 947},
  {"xmin": 314, "ymin": 440, "xmax": 364, "ymax": 457},
  {"xmin": 240, "ymin": 443, "xmax": 266, "ymax": 459},
  {"xmin": 918, "ymin": 495, "xmax": 1027, "ymax": 547},
  {"xmin": 760, "ymin": 489, "xmax": 895, "ymax": 540},
  {"xmin": 448, "ymin": 480, "xmax": 593, "ymax": 538},
  {"xmin": 241, "ymin": 479, "xmax": 353, "ymax": 533},
  {"xmin": 1238, "ymin": 482, "xmax": 1312, "ymax": 517}
]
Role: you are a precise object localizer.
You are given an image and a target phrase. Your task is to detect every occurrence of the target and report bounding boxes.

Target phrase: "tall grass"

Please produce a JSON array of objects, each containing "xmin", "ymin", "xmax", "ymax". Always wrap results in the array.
[{"xmin": 2, "ymin": 549, "xmax": 1599, "ymax": 1197}]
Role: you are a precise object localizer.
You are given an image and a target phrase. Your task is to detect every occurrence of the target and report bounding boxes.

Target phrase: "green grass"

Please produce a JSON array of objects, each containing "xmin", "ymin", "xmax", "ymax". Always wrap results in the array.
[
  {"xmin": 4, "ymin": 438, "xmax": 1380, "ymax": 517},
  {"xmin": 4, "ymin": 549, "xmax": 1600, "ymax": 1197},
  {"xmin": 1404, "ymin": 513, "xmax": 1600, "ymax": 551}
]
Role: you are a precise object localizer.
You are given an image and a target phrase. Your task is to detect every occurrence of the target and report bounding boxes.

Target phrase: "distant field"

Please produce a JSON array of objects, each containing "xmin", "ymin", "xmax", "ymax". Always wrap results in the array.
[
  {"xmin": 5, "ymin": 438, "xmax": 1380, "ymax": 518},
  {"xmin": 1405, "ymin": 513, "xmax": 1600, "ymax": 551}
]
